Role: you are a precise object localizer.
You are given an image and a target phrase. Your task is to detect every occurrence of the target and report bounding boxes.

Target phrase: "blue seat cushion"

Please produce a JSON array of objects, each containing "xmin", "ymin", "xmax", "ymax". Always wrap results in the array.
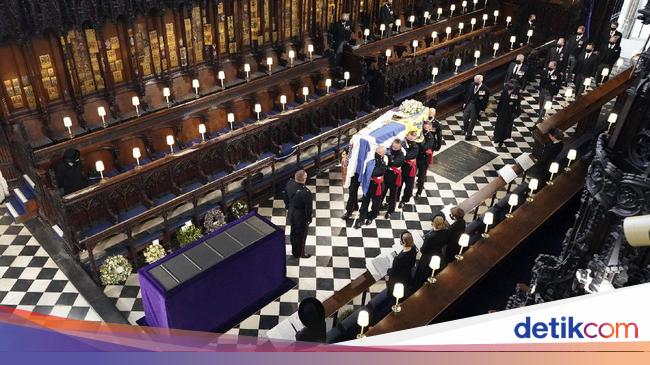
[
  {"xmin": 130, "ymin": 231, "xmax": 163, "ymax": 251},
  {"xmin": 81, "ymin": 219, "xmax": 113, "ymax": 239},
  {"xmin": 210, "ymin": 170, "xmax": 228, "ymax": 181},
  {"xmin": 320, "ymin": 125, "xmax": 335, "ymax": 133},
  {"xmin": 302, "ymin": 133, "xmax": 316, "ymax": 141},
  {"xmin": 182, "ymin": 181, "xmax": 203, "ymax": 193},
  {"xmin": 280, "ymin": 142, "xmax": 296, "ymax": 156},
  {"xmin": 260, "ymin": 151, "xmax": 276, "ymax": 159},
  {"xmin": 235, "ymin": 160, "xmax": 253, "ymax": 170},
  {"xmin": 153, "ymin": 193, "xmax": 176, "ymax": 206},
  {"xmin": 118, "ymin": 204, "xmax": 147, "ymax": 222}
]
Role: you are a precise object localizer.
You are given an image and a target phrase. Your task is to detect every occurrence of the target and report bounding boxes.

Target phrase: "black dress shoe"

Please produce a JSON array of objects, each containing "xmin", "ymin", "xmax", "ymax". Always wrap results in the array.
[
  {"xmin": 365, "ymin": 219, "xmax": 372, "ymax": 226},
  {"xmin": 465, "ymin": 134, "xmax": 472, "ymax": 141},
  {"xmin": 342, "ymin": 212, "xmax": 352, "ymax": 220},
  {"xmin": 398, "ymin": 201, "xmax": 405, "ymax": 209},
  {"xmin": 384, "ymin": 212, "xmax": 392, "ymax": 219},
  {"xmin": 300, "ymin": 253, "xmax": 312, "ymax": 259},
  {"xmin": 381, "ymin": 203, "xmax": 389, "ymax": 210},
  {"xmin": 354, "ymin": 220, "xmax": 363, "ymax": 229},
  {"xmin": 415, "ymin": 189, "xmax": 423, "ymax": 197}
]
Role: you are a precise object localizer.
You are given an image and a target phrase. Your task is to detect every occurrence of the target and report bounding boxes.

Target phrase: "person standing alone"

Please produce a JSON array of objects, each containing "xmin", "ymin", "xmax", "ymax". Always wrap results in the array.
[{"xmin": 288, "ymin": 170, "xmax": 313, "ymax": 259}]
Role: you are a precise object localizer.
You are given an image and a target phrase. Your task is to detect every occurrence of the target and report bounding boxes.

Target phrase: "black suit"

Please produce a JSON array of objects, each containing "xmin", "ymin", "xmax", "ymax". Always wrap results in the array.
[
  {"xmin": 504, "ymin": 61, "xmax": 528, "ymax": 88},
  {"xmin": 596, "ymin": 43, "xmax": 621, "ymax": 84},
  {"xmin": 574, "ymin": 51, "xmax": 599, "ymax": 95},
  {"xmin": 332, "ymin": 20, "xmax": 352, "ymax": 53},
  {"xmin": 413, "ymin": 229, "xmax": 450, "ymax": 287},
  {"xmin": 603, "ymin": 29, "xmax": 623, "ymax": 49},
  {"xmin": 462, "ymin": 82, "xmax": 490, "ymax": 138},
  {"xmin": 565, "ymin": 34, "xmax": 587, "ymax": 80},
  {"xmin": 379, "ymin": 3, "xmax": 395, "ymax": 31},
  {"xmin": 547, "ymin": 46, "xmax": 568, "ymax": 69},
  {"xmin": 538, "ymin": 68, "xmax": 563, "ymax": 119},
  {"xmin": 284, "ymin": 179, "xmax": 299, "ymax": 220},
  {"xmin": 344, "ymin": 173, "xmax": 361, "ymax": 216},
  {"xmin": 387, "ymin": 248, "xmax": 417, "ymax": 295},
  {"xmin": 444, "ymin": 219, "xmax": 466, "ymax": 265},
  {"xmin": 289, "ymin": 184, "xmax": 313, "ymax": 257},
  {"xmin": 358, "ymin": 154, "xmax": 387, "ymax": 223}
]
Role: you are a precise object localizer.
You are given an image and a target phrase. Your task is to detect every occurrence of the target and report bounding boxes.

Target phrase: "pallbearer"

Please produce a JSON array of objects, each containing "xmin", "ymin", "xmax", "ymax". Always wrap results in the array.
[
  {"xmin": 342, "ymin": 172, "xmax": 361, "ymax": 220},
  {"xmin": 381, "ymin": 139, "xmax": 405, "ymax": 219},
  {"xmin": 355, "ymin": 146, "xmax": 387, "ymax": 229},
  {"xmin": 415, "ymin": 109, "xmax": 442, "ymax": 198},
  {"xmin": 289, "ymin": 170, "xmax": 313, "ymax": 259},
  {"xmin": 399, "ymin": 131, "xmax": 420, "ymax": 209}
]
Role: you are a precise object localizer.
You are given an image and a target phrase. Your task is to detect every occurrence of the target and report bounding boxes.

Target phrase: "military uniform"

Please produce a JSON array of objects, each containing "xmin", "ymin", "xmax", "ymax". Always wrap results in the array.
[
  {"xmin": 415, "ymin": 122, "xmax": 442, "ymax": 197},
  {"xmin": 381, "ymin": 146, "xmax": 405, "ymax": 217},
  {"xmin": 399, "ymin": 138, "xmax": 420, "ymax": 207}
]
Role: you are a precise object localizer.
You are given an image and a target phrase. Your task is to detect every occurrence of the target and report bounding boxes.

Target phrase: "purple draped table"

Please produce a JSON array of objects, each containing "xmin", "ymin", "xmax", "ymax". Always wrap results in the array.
[{"xmin": 138, "ymin": 211, "xmax": 294, "ymax": 332}]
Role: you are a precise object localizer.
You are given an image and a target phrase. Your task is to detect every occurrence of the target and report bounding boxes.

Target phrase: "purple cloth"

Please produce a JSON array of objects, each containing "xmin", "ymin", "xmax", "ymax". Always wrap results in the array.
[{"xmin": 138, "ymin": 211, "xmax": 289, "ymax": 332}]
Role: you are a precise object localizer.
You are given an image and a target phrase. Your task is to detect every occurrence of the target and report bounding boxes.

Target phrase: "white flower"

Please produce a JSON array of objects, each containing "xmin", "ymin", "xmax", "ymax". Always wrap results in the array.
[{"xmin": 399, "ymin": 99, "xmax": 425, "ymax": 116}]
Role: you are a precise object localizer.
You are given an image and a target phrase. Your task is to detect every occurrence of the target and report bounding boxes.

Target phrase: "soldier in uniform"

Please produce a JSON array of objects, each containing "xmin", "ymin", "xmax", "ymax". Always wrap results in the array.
[
  {"xmin": 538, "ymin": 60, "xmax": 563, "ymax": 121},
  {"xmin": 355, "ymin": 146, "xmax": 387, "ymax": 229},
  {"xmin": 461, "ymin": 74, "xmax": 490, "ymax": 140},
  {"xmin": 289, "ymin": 170, "xmax": 313, "ymax": 258},
  {"xmin": 381, "ymin": 139, "xmax": 405, "ymax": 219},
  {"xmin": 415, "ymin": 109, "xmax": 442, "ymax": 198},
  {"xmin": 399, "ymin": 130, "xmax": 420, "ymax": 209},
  {"xmin": 504, "ymin": 54, "xmax": 528, "ymax": 89},
  {"xmin": 342, "ymin": 173, "xmax": 361, "ymax": 220}
]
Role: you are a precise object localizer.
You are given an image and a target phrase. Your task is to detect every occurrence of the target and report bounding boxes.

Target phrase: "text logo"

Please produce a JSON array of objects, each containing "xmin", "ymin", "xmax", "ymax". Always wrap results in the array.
[{"xmin": 514, "ymin": 316, "xmax": 638, "ymax": 339}]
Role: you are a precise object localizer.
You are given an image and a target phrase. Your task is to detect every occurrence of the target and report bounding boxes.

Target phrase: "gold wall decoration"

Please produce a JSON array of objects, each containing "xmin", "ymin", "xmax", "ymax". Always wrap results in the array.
[
  {"xmin": 4, "ymin": 78, "xmax": 23, "ymax": 108},
  {"xmin": 38, "ymin": 53, "xmax": 60, "ymax": 100},
  {"xmin": 227, "ymin": 15, "xmax": 237, "ymax": 53},
  {"xmin": 166, "ymin": 23, "xmax": 179, "ymax": 68},
  {"xmin": 105, "ymin": 36, "xmax": 124, "ymax": 83},
  {"xmin": 263, "ymin": 0, "xmax": 271, "ymax": 42},
  {"xmin": 217, "ymin": 2, "xmax": 227, "ymax": 54},
  {"xmin": 66, "ymin": 30, "xmax": 98, "ymax": 95},
  {"xmin": 134, "ymin": 22, "xmax": 153, "ymax": 76},
  {"xmin": 149, "ymin": 30, "xmax": 162, "ymax": 74},
  {"xmin": 191, "ymin": 5, "xmax": 204, "ymax": 62}
]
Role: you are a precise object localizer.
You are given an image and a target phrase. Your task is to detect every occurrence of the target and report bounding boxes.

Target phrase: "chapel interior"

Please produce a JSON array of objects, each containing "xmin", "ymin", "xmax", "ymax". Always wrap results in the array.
[{"xmin": 0, "ymin": 0, "xmax": 649, "ymax": 343}]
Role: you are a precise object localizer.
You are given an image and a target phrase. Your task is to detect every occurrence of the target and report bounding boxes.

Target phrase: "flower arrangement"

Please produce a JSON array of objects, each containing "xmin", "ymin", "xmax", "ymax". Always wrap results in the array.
[
  {"xmin": 399, "ymin": 99, "xmax": 426, "ymax": 116},
  {"xmin": 204, "ymin": 208, "xmax": 227, "ymax": 233},
  {"xmin": 177, "ymin": 224, "xmax": 202, "ymax": 247},
  {"xmin": 230, "ymin": 199, "xmax": 249, "ymax": 220},
  {"xmin": 99, "ymin": 255, "xmax": 133, "ymax": 286},
  {"xmin": 143, "ymin": 242, "xmax": 166, "ymax": 264}
]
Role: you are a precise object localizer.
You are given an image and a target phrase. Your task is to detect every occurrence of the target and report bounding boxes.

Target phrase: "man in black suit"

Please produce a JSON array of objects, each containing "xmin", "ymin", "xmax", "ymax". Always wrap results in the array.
[
  {"xmin": 332, "ymin": 13, "xmax": 352, "ymax": 53},
  {"xmin": 355, "ymin": 146, "xmax": 387, "ymax": 229},
  {"xmin": 379, "ymin": 0, "xmax": 395, "ymax": 35},
  {"xmin": 529, "ymin": 127, "xmax": 565, "ymax": 183},
  {"xmin": 596, "ymin": 35, "xmax": 622, "ymax": 84},
  {"xmin": 574, "ymin": 43, "xmax": 599, "ymax": 96},
  {"xmin": 538, "ymin": 60, "xmax": 563, "ymax": 121},
  {"xmin": 462, "ymin": 74, "xmax": 490, "ymax": 140},
  {"xmin": 504, "ymin": 54, "xmax": 528, "ymax": 89},
  {"xmin": 565, "ymin": 25, "xmax": 587, "ymax": 83},
  {"xmin": 516, "ymin": 14, "xmax": 536, "ymax": 47},
  {"xmin": 288, "ymin": 170, "xmax": 313, "ymax": 259},
  {"xmin": 547, "ymin": 38, "xmax": 568, "ymax": 71},
  {"xmin": 283, "ymin": 174, "xmax": 300, "ymax": 232},
  {"xmin": 603, "ymin": 21, "xmax": 623, "ymax": 49}
]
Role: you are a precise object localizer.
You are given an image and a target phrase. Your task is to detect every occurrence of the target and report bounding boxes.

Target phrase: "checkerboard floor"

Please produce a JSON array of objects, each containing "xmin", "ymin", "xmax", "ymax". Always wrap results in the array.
[
  {"xmin": 101, "ymin": 74, "xmax": 613, "ymax": 337},
  {"xmin": 0, "ymin": 206, "xmax": 102, "ymax": 321}
]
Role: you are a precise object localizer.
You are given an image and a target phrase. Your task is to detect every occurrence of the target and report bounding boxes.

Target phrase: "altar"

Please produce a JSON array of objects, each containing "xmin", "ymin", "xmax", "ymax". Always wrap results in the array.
[{"xmin": 344, "ymin": 101, "xmax": 429, "ymax": 189}]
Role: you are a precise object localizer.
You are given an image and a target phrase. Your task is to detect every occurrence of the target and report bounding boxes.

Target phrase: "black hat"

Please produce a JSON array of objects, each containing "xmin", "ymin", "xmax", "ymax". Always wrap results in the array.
[
  {"xmin": 297, "ymin": 297, "xmax": 325, "ymax": 328},
  {"xmin": 63, "ymin": 149, "xmax": 80, "ymax": 163}
]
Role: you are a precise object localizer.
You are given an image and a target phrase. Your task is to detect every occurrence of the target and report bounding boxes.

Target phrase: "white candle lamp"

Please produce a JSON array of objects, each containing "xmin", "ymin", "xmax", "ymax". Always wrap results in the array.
[
  {"xmin": 527, "ymin": 29, "xmax": 533, "ymax": 44},
  {"xmin": 395, "ymin": 19, "xmax": 401, "ymax": 33},
  {"xmin": 254, "ymin": 103, "xmax": 262, "ymax": 121},
  {"xmin": 527, "ymin": 178, "xmax": 539, "ymax": 202},
  {"xmin": 474, "ymin": 50, "xmax": 481, "ymax": 66},
  {"xmin": 482, "ymin": 211, "xmax": 493, "ymax": 238},
  {"xmin": 163, "ymin": 87, "xmax": 171, "ymax": 107},
  {"xmin": 548, "ymin": 162, "xmax": 560, "ymax": 185},
  {"xmin": 506, "ymin": 194, "xmax": 519, "ymax": 219},
  {"xmin": 267, "ymin": 57, "xmax": 273, "ymax": 74},
  {"xmin": 192, "ymin": 79, "xmax": 200, "ymax": 97},
  {"xmin": 493, "ymin": 42, "xmax": 500, "ymax": 57},
  {"xmin": 431, "ymin": 31, "xmax": 438, "ymax": 43},
  {"xmin": 427, "ymin": 255, "xmax": 441, "ymax": 284},
  {"xmin": 227, "ymin": 113, "xmax": 235, "ymax": 130},
  {"xmin": 63, "ymin": 116, "xmax": 73, "ymax": 138},
  {"xmin": 218, "ymin": 71, "xmax": 226, "ymax": 89},
  {"xmin": 458, "ymin": 22, "xmax": 465, "ymax": 35},
  {"xmin": 601, "ymin": 67, "xmax": 610, "ymax": 83},
  {"xmin": 95, "ymin": 160, "xmax": 105, "ymax": 180},
  {"xmin": 493, "ymin": 10, "xmax": 499, "ymax": 25},
  {"xmin": 424, "ymin": 11, "xmax": 430, "ymax": 24},
  {"xmin": 363, "ymin": 29, "xmax": 370, "ymax": 43},
  {"xmin": 544, "ymin": 100, "xmax": 553, "ymax": 112},
  {"xmin": 288, "ymin": 50, "xmax": 295, "ymax": 67},
  {"xmin": 385, "ymin": 49, "xmax": 392, "ymax": 65},
  {"xmin": 409, "ymin": 15, "xmax": 415, "ymax": 29},
  {"xmin": 132, "ymin": 147, "xmax": 141, "ymax": 167},
  {"xmin": 462, "ymin": 1, "xmax": 468, "ymax": 13},
  {"xmin": 607, "ymin": 113, "xmax": 618, "ymax": 133},
  {"xmin": 302, "ymin": 87, "xmax": 309, "ymax": 102},
  {"xmin": 565, "ymin": 149, "xmax": 577, "ymax": 171},
  {"xmin": 344, "ymin": 71, "xmax": 350, "ymax": 87},
  {"xmin": 308, "ymin": 44, "xmax": 314, "ymax": 61},
  {"xmin": 446, "ymin": 26, "xmax": 452, "ymax": 40},
  {"xmin": 412, "ymin": 40, "xmax": 419, "ymax": 54},
  {"xmin": 131, "ymin": 96, "xmax": 140, "ymax": 117},
  {"xmin": 450, "ymin": 4, "xmax": 456, "ymax": 17},
  {"xmin": 510, "ymin": 35, "xmax": 516, "ymax": 50},
  {"xmin": 198, "ymin": 123, "xmax": 207, "ymax": 142},
  {"xmin": 454, "ymin": 58, "xmax": 462, "ymax": 74},
  {"xmin": 473, "ymin": 0, "xmax": 479, "ymax": 10},
  {"xmin": 325, "ymin": 78, "xmax": 332, "ymax": 94},
  {"xmin": 97, "ymin": 106, "xmax": 107, "ymax": 128},
  {"xmin": 166, "ymin": 135, "xmax": 175, "ymax": 154},
  {"xmin": 565, "ymin": 88, "xmax": 573, "ymax": 99},
  {"xmin": 280, "ymin": 94, "xmax": 287, "ymax": 111},
  {"xmin": 583, "ymin": 77, "xmax": 592, "ymax": 93},
  {"xmin": 357, "ymin": 310, "xmax": 370, "ymax": 338},
  {"xmin": 437, "ymin": 7, "xmax": 443, "ymax": 21},
  {"xmin": 470, "ymin": 18, "xmax": 476, "ymax": 31},
  {"xmin": 392, "ymin": 283, "xmax": 404, "ymax": 313},
  {"xmin": 431, "ymin": 67, "xmax": 439, "ymax": 83},
  {"xmin": 380, "ymin": 23, "xmax": 386, "ymax": 38},
  {"xmin": 615, "ymin": 58, "xmax": 624, "ymax": 71},
  {"xmin": 506, "ymin": 16, "xmax": 512, "ymax": 28},
  {"xmin": 244, "ymin": 63, "xmax": 251, "ymax": 81},
  {"xmin": 482, "ymin": 13, "xmax": 488, "ymax": 27},
  {"xmin": 455, "ymin": 233, "xmax": 470, "ymax": 261}
]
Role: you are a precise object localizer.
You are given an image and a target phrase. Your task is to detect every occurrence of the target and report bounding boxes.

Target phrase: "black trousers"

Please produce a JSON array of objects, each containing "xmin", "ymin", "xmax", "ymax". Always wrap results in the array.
[
  {"xmin": 416, "ymin": 155, "xmax": 430, "ymax": 194},
  {"xmin": 400, "ymin": 163, "xmax": 416, "ymax": 204},
  {"xmin": 345, "ymin": 174, "xmax": 361, "ymax": 214},
  {"xmin": 381, "ymin": 171, "xmax": 401, "ymax": 214},
  {"xmin": 359, "ymin": 181, "xmax": 383, "ymax": 221},
  {"xmin": 290, "ymin": 216, "xmax": 309, "ymax": 257},
  {"xmin": 462, "ymin": 103, "xmax": 479, "ymax": 136},
  {"xmin": 538, "ymin": 88, "xmax": 553, "ymax": 119}
]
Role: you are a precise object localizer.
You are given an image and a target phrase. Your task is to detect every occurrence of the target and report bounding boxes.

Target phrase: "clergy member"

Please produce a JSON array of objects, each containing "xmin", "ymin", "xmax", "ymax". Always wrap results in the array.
[
  {"xmin": 283, "ymin": 172, "xmax": 301, "ymax": 239},
  {"xmin": 398, "ymin": 131, "xmax": 419, "ymax": 209},
  {"xmin": 415, "ymin": 110, "xmax": 442, "ymax": 198},
  {"xmin": 381, "ymin": 139, "xmax": 405, "ymax": 219},
  {"xmin": 289, "ymin": 170, "xmax": 313, "ymax": 259},
  {"xmin": 462, "ymin": 74, "xmax": 490, "ymax": 140},
  {"xmin": 355, "ymin": 145, "xmax": 387, "ymax": 229}
]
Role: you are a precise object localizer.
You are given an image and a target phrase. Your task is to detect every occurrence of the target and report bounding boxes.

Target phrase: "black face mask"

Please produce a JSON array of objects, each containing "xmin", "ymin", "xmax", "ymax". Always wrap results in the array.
[
  {"xmin": 586, "ymin": 49, "xmax": 593, "ymax": 53},
  {"xmin": 474, "ymin": 82, "xmax": 480, "ymax": 86},
  {"xmin": 577, "ymin": 32, "xmax": 583, "ymax": 36},
  {"xmin": 611, "ymin": 26, "xmax": 617, "ymax": 30},
  {"xmin": 375, "ymin": 153, "xmax": 383, "ymax": 160},
  {"xmin": 516, "ymin": 60, "xmax": 523, "ymax": 64}
]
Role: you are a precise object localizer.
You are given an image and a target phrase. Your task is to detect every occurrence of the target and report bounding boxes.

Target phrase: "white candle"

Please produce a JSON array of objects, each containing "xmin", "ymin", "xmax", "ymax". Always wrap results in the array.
[
  {"xmin": 198, "ymin": 123, "xmax": 206, "ymax": 142},
  {"xmin": 456, "ymin": 233, "xmax": 470, "ymax": 260},
  {"xmin": 412, "ymin": 39, "xmax": 419, "ymax": 53},
  {"xmin": 450, "ymin": 4, "xmax": 456, "ymax": 17},
  {"xmin": 131, "ymin": 96, "xmax": 140, "ymax": 117},
  {"xmin": 254, "ymin": 103, "xmax": 262, "ymax": 120},
  {"xmin": 458, "ymin": 22, "xmax": 464, "ymax": 35},
  {"xmin": 280, "ymin": 94, "xmax": 287, "ymax": 111},
  {"xmin": 409, "ymin": 15, "xmax": 415, "ymax": 28},
  {"xmin": 218, "ymin": 71, "xmax": 226, "ymax": 89},
  {"xmin": 424, "ymin": 11, "xmax": 430, "ymax": 23},
  {"xmin": 527, "ymin": 29, "xmax": 534, "ymax": 43},
  {"xmin": 357, "ymin": 310, "xmax": 370, "ymax": 338},
  {"xmin": 132, "ymin": 147, "xmax": 141, "ymax": 166},
  {"xmin": 308, "ymin": 44, "xmax": 314, "ymax": 60},
  {"xmin": 428, "ymin": 255, "xmax": 441, "ymax": 283},
  {"xmin": 267, "ymin": 57, "xmax": 273, "ymax": 74},
  {"xmin": 493, "ymin": 42, "xmax": 500, "ymax": 57},
  {"xmin": 566, "ymin": 149, "xmax": 577, "ymax": 170},
  {"xmin": 380, "ymin": 23, "xmax": 386, "ymax": 38},
  {"xmin": 344, "ymin": 71, "xmax": 350, "ymax": 87},
  {"xmin": 244, "ymin": 63, "xmax": 251, "ymax": 81},
  {"xmin": 506, "ymin": 16, "xmax": 512, "ymax": 28},
  {"xmin": 163, "ymin": 87, "xmax": 171, "ymax": 107},
  {"xmin": 607, "ymin": 113, "xmax": 618, "ymax": 133},
  {"xmin": 548, "ymin": 162, "xmax": 560, "ymax": 184},
  {"xmin": 474, "ymin": 50, "xmax": 481, "ymax": 65},
  {"xmin": 454, "ymin": 58, "xmax": 462, "ymax": 74},
  {"xmin": 95, "ymin": 160, "xmax": 105, "ymax": 179},
  {"xmin": 493, "ymin": 10, "xmax": 499, "ymax": 24},
  {"xmin": 192, "ymin": 79, "xmax": 200, "ymax": 97},
  {"xmin": 437, "ymin": 7, "xmax": 443, "ymax": 20},
  {"xmin": 601, "ymin": 67, "xmax": 610, "ymax": 82},
  {"xmin": 483, "ymin": 13, "xmax": 488, "ymax": 27},
  {"xmin": 227, "ymin": 112, "xmax": 235, "ymax": 130},
  {"xmin": 363, "ymin": 28, "xmax": 370, "ymax": 43},
  {"xmin": 63, "ymin": 116, "xmax": 73, "ymax": 138},
  {"xmin": 470, "ymin": 17, "xmax": 476, "ymax": 31},
  {"xmin": 288, "ymin": 50, "xmax": 295, "ymax": 66},
  {"xmin": 506, "ymin": 194, "xmax": 519, "ymax": 218},
  {"xmin": 166, "ymin": 135, "xmax": 175, "ymax": 154},
  {"xmin": 395, "ymin": 19, "xmax": 401, "ymax": 33},
  {"xmin": 482, "ymin": 211, "xmax": 494, "ymax": 238},
  {"xmin": 462, "ymin": 1, "xmax": 468, "ymax": 12},
  {"xmin": 325, "ymin": 78, "xmax": 332, "ymax": 93},
  {"xmin": 527, "ymin": 178, "xmax": 539, "ymax": 202},
  {"xmin": 97, "ymin": 106, "xmax": 106, "ymax": 128},
  {"xmin": 431, "ymin": 66, "xmax": 439, "ymax": 83},
  {"xmin": 510, "ymin": 35, "xmax": 516, "ymax": 49}
]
